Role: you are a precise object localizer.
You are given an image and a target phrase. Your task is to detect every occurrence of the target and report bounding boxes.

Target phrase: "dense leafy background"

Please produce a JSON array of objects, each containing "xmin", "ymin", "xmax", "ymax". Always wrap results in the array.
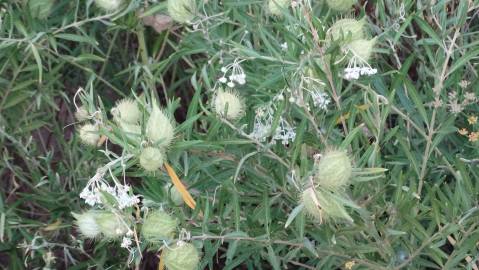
[{"xmin": 0, "ymin": 0, "xmax": 478, "ymax": 269}]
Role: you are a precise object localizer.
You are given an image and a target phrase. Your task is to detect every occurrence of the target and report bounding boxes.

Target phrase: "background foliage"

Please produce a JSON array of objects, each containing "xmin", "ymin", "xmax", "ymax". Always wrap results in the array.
[{"xmin": 0, "ymin": 0, "xmax": 478, "ymax": 269}]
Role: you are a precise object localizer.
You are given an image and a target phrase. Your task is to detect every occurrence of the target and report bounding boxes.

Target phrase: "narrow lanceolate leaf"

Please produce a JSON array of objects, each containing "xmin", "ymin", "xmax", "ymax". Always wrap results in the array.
[{"xmin": 164, "ymin": 162, "xmax": 196, "ymax": 209}]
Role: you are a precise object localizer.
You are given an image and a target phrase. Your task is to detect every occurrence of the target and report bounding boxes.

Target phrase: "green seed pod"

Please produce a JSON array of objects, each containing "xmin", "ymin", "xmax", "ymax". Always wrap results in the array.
[
  {"xmin": 345, "ymin": 38, "xmax": 376, "ymax": 62},
  {"xmin": 301, "ymin": 187, "xmax": 353, "ymax": 223},
  {"xmin": 29, "ymin": 0, "xmax": 55, "ymax": 19},
  {"xmin": 95, "ymin": 211, "xmax": 129, "ymax": 238},
  {"xmin": 314, "ymin": 150, "xmax": 352, "ymax": 189},
  {"xmin": 327, "ymin": 18, "xmax": 366, "ymax": 43},
  {"xmin": 94, "ymin": 0, "xmax": 123, "ymax": 11},
  {"xmin": 139, "ymin": 147, "xmax": 164, "ymax": 171},
  {"xmin": 168, "ymin": 0, "xmax": 196, "ymax": 24},
  {"xmin": 78, "ymin": 124, "xmax": 100, "ymax": 146},
  {"xmin": 111, "ymin": 98, "xmax": 141, "ymax": 124},
  {"xmin": 213, "ymin": 89, "xmax": 244, "ymax": 120},
  {"xmin": 146, "ymin": 105, "xmax": 174, "ymax": 147},
  {"xmin": 72, "ymin": 211, "xmax": 101, "ymax": 238},
  {"xmin": 163, "ymin": 242, "xmax": 200, "ymax": 270},
  {"xmin": 326, "ymin": 0, "xmax": 356, "ymax": 12},
  {"xmin": 268, "ymin": 0, "xmax": 291, "ymax": 16},
  {"xmin": 142, "ymin": 210, "xmax": 177, "ymax": 243},
  {"xmin": 164, "ymin": 184, "xmax": 184, "ymax": 206}
]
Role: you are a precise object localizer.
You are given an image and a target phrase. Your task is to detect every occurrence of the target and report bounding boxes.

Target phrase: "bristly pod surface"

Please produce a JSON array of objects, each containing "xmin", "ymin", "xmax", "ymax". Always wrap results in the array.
[
  {"xmin": 163, "ymin": 241, "xmax": 200, "ymax": 270},
  {"xmin": 167, "ymin": 0, "xmax": 196, "ymax": 24},
  {"xmin": 146, "ymin": 105, "xmax": 175, "ymax": 148},
  {"xmin": 326, "ymin": 0, "xmax": 356, "ymax": 12},
  {"xmin": 267, "ymin": 0, "xmax": 291, "ymax": 16},
  {"xmin": 213, "ymin": 88, "xmax": 244, "ymax": 120},
  {"xmin": 142, "ymin": 210, "xmax": 177, "ymax": 243},
  {"xmin": 314, "ymin": 149, "xmax": 353, "ymax": 190},
  {"xmin": 72, "ymin": 211, "xmax": 101, "ymax": 238}
]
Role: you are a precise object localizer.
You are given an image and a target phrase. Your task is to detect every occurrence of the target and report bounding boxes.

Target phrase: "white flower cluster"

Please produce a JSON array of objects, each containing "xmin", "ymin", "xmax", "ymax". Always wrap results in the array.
[
  {"xmin": 218, "ymin": 59, "xmax": 247, "ymax": 88},
  {"xmin": 80, "ymin": 156, "xmax": 140, "ymax": 210},
  {"xmin": 310, "ymin": 89, "xmax": 331, "ymax": 110},
  {"xmin": 343, "ymin": 66, "xmax": 377, "ymax": 80},
  {"xmin": 250, "ymin": 96, "xmax": 296, "ymax": 145}
]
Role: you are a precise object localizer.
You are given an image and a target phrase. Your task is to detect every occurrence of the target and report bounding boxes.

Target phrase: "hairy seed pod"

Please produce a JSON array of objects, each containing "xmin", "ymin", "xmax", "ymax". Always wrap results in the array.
[
  {"xmin": 326, "ymin": 0, "xmax": 356, "ymax": 12},
  {"xmin": 301, "ymin": 187, "xmax": 353, "ymax": 223},
  {"xmin": 345, "ymin": 38, "xmax": 376, "ymax": 62},
  {"xmin": 163, "ymin": 242, "xmax": 200, "ymax": 270},
  {"xmin": 213, "ymin": 89, "xmax": 244, "ymax": 120},
  {"xmin": 142, "ymin": 210, "xmax": 177, "ymax": 243},
  {"xmin": 78, "ymin": 124, "xmax": 100, "ymax": 146},
  {"xmin": 167, "ymin": 0, "xmax": 196, "ymax": 24},
  {"xmin": 111, "ymin": 98, "xmax": 141, "ymax": 124},
  {"xmin": 314, "ymin": 150, "xmax": 352, "ymax": 189},
  {"xmin": 95, "ymin": 212, "xmax": 129, "ymax": 238},
  {"xmin": 139, "ymin": 147, "xmax": 164, "ymax": 171},
  {"xmin": 29, "ymin": 0, "xmax": 55, "ymax": 19},
  {"xmin": 94, "ymin": 0, "xmax": 123, "ymax": 11},
  {"xmin": 75, "ymin": 106, "xmax": 89, "ymax": 121},
  {"xmin": 146, "ymin": 105, "xmax": 174, "ymax": 147},
  {"xmin": 164, "ymin": 184, "xmax": 184, "ymax": 206},
  {"xmin": 72, "ymin": 211, "xmax": 101, "ymax": 238},
  {"xmin": 268, "ymin": 0, "xmax": 291, "ymax": 16},
  {"xmin": 327, "ymin": 18, "xmax": 366, "ymax": 43}
]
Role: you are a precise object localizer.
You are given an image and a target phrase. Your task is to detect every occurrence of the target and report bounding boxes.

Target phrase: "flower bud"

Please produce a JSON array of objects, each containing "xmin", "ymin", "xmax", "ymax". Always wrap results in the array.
[
  {"xmin": 163, "ymin": 242, "xmax": 200, "ymax": 270},
  {"xmin": 301, "ymin": 187, "xmax": 353, "ymax": 223},
  {"xmin": 213, "ymin": 89, "xmax": 244, "ymax": 120},
  {"xmin": 168, "ymin": 0, "xmax": 196, "ymax": 24},
  {"xmin": 139, "ymin": 147, "xmax": 164, "ymax": 171},
  {"xmin": 78, "ymin": 124, "xmax": 100, "ymax": 146},
  {"xmin": 327, "ymin": 18, "xmax": 366, "ymax": 43},
  {"xmin": 29, "ymin": 0, "xmax": 55, "ymax": 19},
  {"xmin": 111, "ymin": 98, "xmax": 141, "ymax": 124},
  {"xmin": 146, "ymin": 105, "xmax": 174, "ymax": 147},
  {"xmin": 75, "ymin": 106, "xmax": 89, "ymax": 122},
  {"xmin": 314, "ymin": 150, "xmax": 352, "ymax": 189},
  {"xmin": 142, "ymin": 210, "xmax": 177, "ymax": 243},
  {"xmin": 268, "ymin": 0, "xmax": 291, "ymax": 16},
  {"xmin": 72, "ymin": 211, "xmax": 101, "ymax": 238},
  {"xmin": 95, "ymin": 211, "xmax": 129, "ymax": 238},
  {"xmin": 346, "ymin": 38, "xmax": 376, "ymax": 62},
  {"xmin": 94, "ymin": 0, "xmax": 123, "ymax": 11},
  {"xmin": 164, "ymin": 184, "xmax": 184, "ymax": 206},
  {"xmin": 326, "ymin": 0, "xmax": 356, "ymax": 12}
]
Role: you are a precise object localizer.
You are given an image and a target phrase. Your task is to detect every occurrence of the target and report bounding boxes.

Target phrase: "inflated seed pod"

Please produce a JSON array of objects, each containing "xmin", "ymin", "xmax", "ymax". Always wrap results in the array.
[
  {"xmin": 146, "ymin": 105, "xmax": 174, "ymax": 147},
  {"xmin": 142, "ymin": 210, "xmax": 177, "ymax": 243},
  {"xmin": 326, "ymin": 0, "xmax": 356, "ymax": 12},
  {"xmin": 213, "ymin": 89, "xmax": 244, "ymax": 120},
  {"xmin": 268, "ymin": 0, "xmax": 291, "ymax": 16},
  {"xmin": 327, "ymin": 18, "xmax": 366, "ymax": 43},
  {"xmin": 72, "ymin": 211, "xmax": 101, "ymax": 238},
  {"xmin": 95, "ymin": 211, "xmax": 129, "ymax": 238},
  {"xmin": 314, "ymin": 149, "xmax": 352, "ymax": 190},
  {"xmin": 111, "ymin": 98, "xmax": 141, "ymax": 124},
  {"xmin": 139, "ymin": 147, "xmax": 164, "ymax": 171},
  {"xmin": 78, "ymin": 124, "xmax": 100, "ymax": 146},
  {"xmin": 163, "ymin": 242, "xmax": 200, "ymax": 270},
  {"xmin": 167, "ymin": 0, "xmax": 196, "ymax": 24}
]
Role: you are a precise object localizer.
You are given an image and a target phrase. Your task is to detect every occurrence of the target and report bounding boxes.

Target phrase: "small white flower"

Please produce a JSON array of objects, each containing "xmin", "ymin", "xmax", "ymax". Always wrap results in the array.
[
  {"xmin": 281, "ymin": 42, "xmax": 288, "ymax": 51},
  {"xmin": 121, "ymin": 237, "xmax": 132, "ymax": 248},
  {"xmin": 227, "ymin": 81, "xmax": 235, "ymax": 88},
  {"xmin": 219, "ymin": 77, "xmax": 227, "ymax": 83}
]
